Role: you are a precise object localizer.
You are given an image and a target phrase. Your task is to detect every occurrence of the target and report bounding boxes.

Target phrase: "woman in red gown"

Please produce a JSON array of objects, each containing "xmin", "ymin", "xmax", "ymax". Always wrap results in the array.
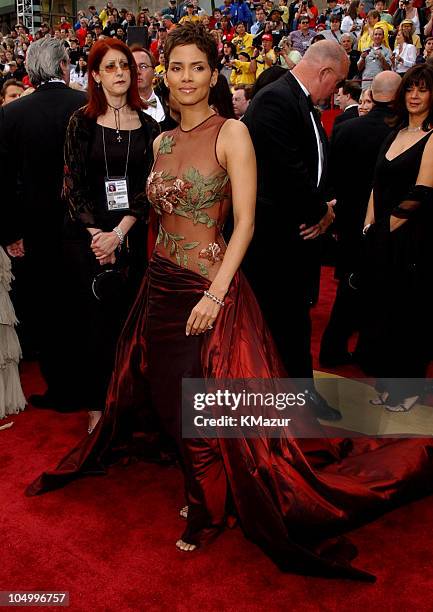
[{"xmin": 27, "ymin": 24, "xmax": 433, "ymax": 582}]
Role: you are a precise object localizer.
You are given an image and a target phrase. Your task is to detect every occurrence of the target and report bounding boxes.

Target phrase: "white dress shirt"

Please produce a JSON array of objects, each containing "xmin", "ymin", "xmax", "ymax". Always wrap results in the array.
[
  {"xmin": 142, "ymin": 92, "xmax": 166, "ymax": 123},
  {"xmin": 291, "ymin": 73, "xmax": 323, "ymax": 187}
]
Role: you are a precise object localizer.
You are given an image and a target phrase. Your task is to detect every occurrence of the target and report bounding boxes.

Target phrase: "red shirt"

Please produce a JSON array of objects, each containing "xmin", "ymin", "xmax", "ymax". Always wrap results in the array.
[{"xmin": 76, "ymin": 27, "xmax": 87, "ymax": 47}]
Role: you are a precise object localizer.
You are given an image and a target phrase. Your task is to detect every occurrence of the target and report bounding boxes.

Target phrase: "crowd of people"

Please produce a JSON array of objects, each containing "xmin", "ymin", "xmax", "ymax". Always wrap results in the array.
[
  {"xmin": 1, "ymin": 0, "xmax": 433, "ymax": 584},
  {"xmin": 2, "ymin": 0, "xmax": 433, "ymax": 103}
]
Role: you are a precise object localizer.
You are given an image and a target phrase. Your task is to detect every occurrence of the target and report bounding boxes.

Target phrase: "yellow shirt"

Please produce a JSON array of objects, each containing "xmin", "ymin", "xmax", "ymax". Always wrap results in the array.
[
  {"xmin": 179, "ymin": 15, "xmax": 200, "ymax": 24},
  {"xmin": 232, "ymin": 33, "xmax": 254, "ymax": 58},
  {"xmin": 155, "ymin": 64, "xmax": 166, "ymax": 76},
  {"xmin": 230, "ymin": 60, "xmax": 256, "ymax": 86},
  {"xmin": 98, "ymin": 8, "xmax": 109, "ymax": 27},
  {"xmin": 358, "ymin": 21, "xmax": 392, "ymax": 50},
  {"xmin": 254, "ymin": 49, "xmax": 277, "ymax": 79}
]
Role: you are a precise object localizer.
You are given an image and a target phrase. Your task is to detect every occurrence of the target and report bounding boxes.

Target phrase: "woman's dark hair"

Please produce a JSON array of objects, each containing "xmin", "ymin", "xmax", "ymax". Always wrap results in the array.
[
  {"xmin": 164, "ymin": 23, "xmax": 219, "ymax": 72},
  {"xmin": 223, "ymin": 41, "xmax": 237, "ymax": 58},
  {"xmin": 85, "ymin": 38, "xmax": 144, "ymax": 119},
  {"xmin": 209, "ymin": 73, "xmax": 235, "ymax": 118},
  {"xmin": 390, "ymin": 64, "xmax": 433, "ymax": 131},
  {"xmin": 311, "ymin": 33, "xmax": 326, "ymax": 44},
  {"xmin": 347, "ymin": 0, "xmax": 360, "ymax": 21},
  {"xmin": 251, "ymin": 65, "xmax": 287, "ymax": 98},
  {"xmin": 75, "ymin": 55, "xmax": 88, "ymax": 75}
]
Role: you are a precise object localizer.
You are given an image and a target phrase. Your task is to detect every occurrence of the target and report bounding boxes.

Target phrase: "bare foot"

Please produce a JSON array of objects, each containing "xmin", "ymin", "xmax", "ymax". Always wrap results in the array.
[
  {"xmin": 88, "ymin": 410, "xmax": 102, "ymax": 434},
  {"xmin": 179, "ymin": 505, "xmax": 188, "ymax": 519},
  {"xmin": 176, "ymin": 539, "xmax": 197, "ymax": 552}
]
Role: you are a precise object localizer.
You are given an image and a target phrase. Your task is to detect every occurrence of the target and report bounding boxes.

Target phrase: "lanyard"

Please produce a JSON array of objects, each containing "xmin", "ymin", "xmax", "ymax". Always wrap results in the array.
[{"xmin": 102, "ymin": 127, "xmax": 131, "ymax": 179}]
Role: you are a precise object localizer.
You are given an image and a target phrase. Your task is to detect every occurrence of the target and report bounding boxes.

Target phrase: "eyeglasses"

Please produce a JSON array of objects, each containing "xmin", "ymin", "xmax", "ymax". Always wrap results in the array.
[
  {"xmin": 137, "ymin": 63, "xmax": 152, "ymax": 71},
  {"xmin": 100, "ymin": 60, "xmax": 131, "ymax": 72}
]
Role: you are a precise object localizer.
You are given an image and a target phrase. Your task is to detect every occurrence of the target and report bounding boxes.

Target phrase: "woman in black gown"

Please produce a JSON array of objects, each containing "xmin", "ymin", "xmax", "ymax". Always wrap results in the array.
[
  {"xmin": 358, "ymin": 64, "xmax": 433, "ymax": 411},
  {"xmin": 61, "ymin": 38, "xmax": 159, "ymax": 431}
]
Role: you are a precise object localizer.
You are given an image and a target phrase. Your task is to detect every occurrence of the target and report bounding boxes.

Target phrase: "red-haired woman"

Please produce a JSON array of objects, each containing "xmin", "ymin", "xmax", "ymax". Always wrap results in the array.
[{"xmin": 61, "ymin": 38, "xmax": 159, "ymax": 433}]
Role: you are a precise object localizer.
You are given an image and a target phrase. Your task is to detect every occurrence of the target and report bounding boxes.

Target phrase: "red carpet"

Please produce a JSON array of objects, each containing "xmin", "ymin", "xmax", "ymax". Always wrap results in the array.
[{"xmin": 1, "ymin": 267, "xmax": 433, "ymax": 611}]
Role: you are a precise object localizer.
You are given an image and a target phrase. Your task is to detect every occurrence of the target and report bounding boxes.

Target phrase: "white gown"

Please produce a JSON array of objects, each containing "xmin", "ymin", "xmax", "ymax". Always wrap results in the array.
[{"xmin": 0, "ymin": 247, "xmax": 26, "ymax": 418}]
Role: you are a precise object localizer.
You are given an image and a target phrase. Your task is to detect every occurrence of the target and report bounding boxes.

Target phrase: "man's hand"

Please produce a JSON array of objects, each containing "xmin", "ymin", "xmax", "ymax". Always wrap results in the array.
[
  {"xmin": 6, "ymin": 239, "xmax": 25, "ymax": 258},
  {"xmin": 299, "ymin": 203, "xmax": 335, "ymax": 240}
]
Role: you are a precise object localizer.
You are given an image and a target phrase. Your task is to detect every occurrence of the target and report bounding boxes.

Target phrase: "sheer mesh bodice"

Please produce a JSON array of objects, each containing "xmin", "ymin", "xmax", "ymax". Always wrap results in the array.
[{"xmin": 146, "ymin": 115, "xmax": 231, "ymax": 280}]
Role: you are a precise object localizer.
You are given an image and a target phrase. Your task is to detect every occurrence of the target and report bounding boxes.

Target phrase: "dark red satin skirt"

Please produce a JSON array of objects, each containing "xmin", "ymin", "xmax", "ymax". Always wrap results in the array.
[{"xmin": 27, "ymin": 254, "xmax": 433, "ymax": 582}]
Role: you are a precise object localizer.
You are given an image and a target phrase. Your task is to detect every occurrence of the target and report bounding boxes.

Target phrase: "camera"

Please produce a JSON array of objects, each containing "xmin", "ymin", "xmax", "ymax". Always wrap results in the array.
[{"xmin": 278, "ymin": 36, "xmax": 289, "ymax": 49}]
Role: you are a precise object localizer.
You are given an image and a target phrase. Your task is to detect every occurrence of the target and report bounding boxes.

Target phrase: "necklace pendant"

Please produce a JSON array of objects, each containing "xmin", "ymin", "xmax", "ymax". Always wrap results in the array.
[{"xmin": 116, "ymin": 132, "xmax": 122, "ymax": 143}]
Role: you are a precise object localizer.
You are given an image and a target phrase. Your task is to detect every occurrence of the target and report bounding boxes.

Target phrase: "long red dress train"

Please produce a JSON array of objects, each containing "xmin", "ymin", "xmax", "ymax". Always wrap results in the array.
[{"xmin": 27, "ymin": 116, "xmax": 433, "ymax": 582}]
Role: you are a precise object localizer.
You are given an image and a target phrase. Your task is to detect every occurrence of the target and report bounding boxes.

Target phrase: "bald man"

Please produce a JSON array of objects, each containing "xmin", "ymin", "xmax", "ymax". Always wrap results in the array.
[
  {"xmin": 320, "ymin": 71, "xmax": 401, "ymax": 366},
  {"xmin": 243, "ymin": 41, "xmax": 349, "ymax": 420}
]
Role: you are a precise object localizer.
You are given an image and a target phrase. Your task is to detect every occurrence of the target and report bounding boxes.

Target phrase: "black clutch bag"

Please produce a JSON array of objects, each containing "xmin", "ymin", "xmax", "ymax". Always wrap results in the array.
[{"xmin": 92, "ymin": 266, "xmax": 128, "ymax": 302}]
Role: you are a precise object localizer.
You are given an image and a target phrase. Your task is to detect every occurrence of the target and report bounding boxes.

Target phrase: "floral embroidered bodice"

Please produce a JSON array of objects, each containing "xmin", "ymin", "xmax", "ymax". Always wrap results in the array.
[{"xmin": 146, "ymin": 115, "xmax": 231, "ymax": 280}]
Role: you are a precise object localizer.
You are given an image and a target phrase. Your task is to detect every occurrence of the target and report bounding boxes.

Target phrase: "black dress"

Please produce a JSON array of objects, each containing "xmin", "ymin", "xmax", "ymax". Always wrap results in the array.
[
  {"xmin": 357, "ymin": 130, "xmax": 433, "ymax": 401},
  {"xmin": 62, "ymin": 119, "xmax": 157, "ymax": 411}
]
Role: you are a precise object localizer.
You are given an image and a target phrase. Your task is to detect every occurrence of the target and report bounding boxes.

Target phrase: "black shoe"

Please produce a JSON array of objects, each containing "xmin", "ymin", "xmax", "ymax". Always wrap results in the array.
[
  {"xmin": 319, "ymin": 351, "xmax": 353, "ymax": 368},
  {"xmin": 29, "ymin": 393, "xmax": 79, "ymax": 412},
  {"xmin": 305, "ymin": 389, "xmax": 342, "ymax": 421}
]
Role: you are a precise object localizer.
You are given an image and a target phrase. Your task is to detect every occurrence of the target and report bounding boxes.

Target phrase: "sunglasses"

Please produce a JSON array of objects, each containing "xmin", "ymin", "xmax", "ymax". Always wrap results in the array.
[{"xmin": 100, "ymin": 60, "xmax": 131, "ymax": 72}]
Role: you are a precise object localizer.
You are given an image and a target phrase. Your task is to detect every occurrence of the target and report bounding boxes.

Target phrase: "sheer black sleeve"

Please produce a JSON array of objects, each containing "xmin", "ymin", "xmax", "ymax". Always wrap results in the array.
[
  {"xmin": 392, "ymin": 185, "xmax": 433, "ymax": 219},
  {"xmin": 63, "ymin": 109, "xmax": 97, "ymax": 227}
]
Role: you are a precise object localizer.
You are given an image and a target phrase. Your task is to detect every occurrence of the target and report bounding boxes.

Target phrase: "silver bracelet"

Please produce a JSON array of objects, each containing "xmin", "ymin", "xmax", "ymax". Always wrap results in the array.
[
  {"xmin": 204, "ymin": 290, "xmax": 225, "ymax": 307},
  {"xmin": 113, "ymin": 226, "xmax": 124, "ymax": 245}
]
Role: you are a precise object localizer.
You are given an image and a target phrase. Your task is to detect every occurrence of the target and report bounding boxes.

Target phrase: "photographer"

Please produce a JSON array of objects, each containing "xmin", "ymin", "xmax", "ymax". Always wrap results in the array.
[
  {"xmin": 294, "ymin": 0, "xmax": 318, "ymax": 30},
  {"xmin": 393, "ymin": 0, "xmax": 423, "ymax": 34},
  {"xmin": 357, "ymin": 26, "xmax": 392, "ymax": 88},
  {"xmin": 232, "ymin": 21, "xmax": 254, "ymax": 56},
  {"xmin": 219, "ymin": 41, "xmax": 237, "ymax": 82},
  {"xmin": 323, "ymin": 0, "xmax": 345, "ymax": 28},
  {"xmin": 278, "ymin": 35, "xmax": 302, "ymax": 68},
  {"xmin": 250, "ymin": 33, "xmax": 278, "ymax": 77},
  {"xmin": 266, "ymin": 8, "xmax": 288, "ymax": 43},
  {"xmin": 341, "ymin": 0, "xmax": 364, "ymax": 39}
]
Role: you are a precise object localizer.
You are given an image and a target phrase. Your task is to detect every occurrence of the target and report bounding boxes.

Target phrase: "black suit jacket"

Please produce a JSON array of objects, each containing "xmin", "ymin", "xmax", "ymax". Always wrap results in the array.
[
  {"xmin": 0, "ymin": 82, "xmax": 87, "ymax": 246},
  {"xmin": 332, "ymin": 105, "xmax": 359, "ymax": 128},
  {"xmin": 328, "ymin": 104, "xmax": 395, "ymax": 272},
  {"xmin": 243, "ymin": 71, "xmax": 329, "ymax": 251}
]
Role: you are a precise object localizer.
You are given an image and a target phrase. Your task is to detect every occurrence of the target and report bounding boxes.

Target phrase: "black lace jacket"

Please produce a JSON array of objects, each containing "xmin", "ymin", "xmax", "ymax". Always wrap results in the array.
[{"xmin": 63, "ymin": 106, "xmax": 160, "ymax": 227}]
